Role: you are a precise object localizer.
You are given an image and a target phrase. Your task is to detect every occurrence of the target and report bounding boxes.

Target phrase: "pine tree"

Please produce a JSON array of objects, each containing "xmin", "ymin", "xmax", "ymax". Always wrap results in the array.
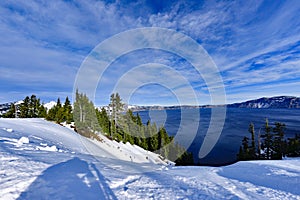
[
  {"xmin": 19, "ymin": 96, "xmax": 30, "ymax": 118},
  {"xmin": 238, "ymin": 146, "xmax": 244, "ymax": 160},
  {"xmin": 37, "ymin": 101, "xmax": 47, "ymax": 118},
  {"xmin": 109, "ymin": 93, "xmax": 124, "ymax": 137},
  {"xmin": 150, "ymin": 122, "xmax": 159, "ymax": 151},
  {"xmin": 96, "ymin": 107, "xmax": 110, "ymax": 134},
  {"xmin": 46, "ymin": 105, "xmax": 56, "ymax": 121},
  {"xmin": 286, "ymin": 134, "xmax": 300, "ymax": 157},
  {"xmin": 248, "ymin": 122, "xmax": 256, "ymax": 159},
  {"xmin": 237, "ymin": 135, "xmax": 252, "ymax": 161},
  {"xmin": 28, "ymin": 95, "xmax": 37, "ymax": 117},
  {"xmin": 54, "ymin": 98, "xmax": 64, "ymax": 123},
  {"xmin": 261, "ymin": 118, "xmax": 273, "ymax": 159},
  {"xmin": 273, "ymin": 122, "xmax": 286, "ymax": 159},
  {"xmin": 175, "ymin": 150, "xmax": 194, "ymax": 166},
  {"xmin": 73, "ymin": 90, "xmax": 99, "ymax": 132},
  {"xmin": 2, "ymin": 103, "xmax": 16, "ymax": 118},
  {"xmin": 63, "ymin": 96, "xmax": 73, "ymax": 123}
]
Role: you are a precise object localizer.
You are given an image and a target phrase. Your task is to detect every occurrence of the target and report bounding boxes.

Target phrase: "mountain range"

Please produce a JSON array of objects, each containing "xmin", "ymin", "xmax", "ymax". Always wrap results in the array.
[
  {"xmin": 1, "ymin": 96, "xmax": 299, "ymax": 115},
  {"xmin": 227, "ymin": 96, "xmax": 300, "ymax": 109},
  {"xmin": 129, "ymin": 96, "xmax": 300, "ymax": 111}
]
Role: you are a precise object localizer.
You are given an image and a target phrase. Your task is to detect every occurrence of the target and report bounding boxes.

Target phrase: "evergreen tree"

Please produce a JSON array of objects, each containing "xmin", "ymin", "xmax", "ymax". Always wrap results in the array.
[
  {"xmin": 272, "ymin": 122, "xmax": 286, "ymax": 159},
  {"xmin": 238, "ymin": 146, "xmax": 244, "ymax": 160},
  {"xmin": 261, "ymin": 118, "xmax": 273, "ymax": 159},
  {"xmin": 96, "ymin": 107, "xmax": 110, "ymax": 135},
  {"xmin": 286, "ymin": 134, "xmax": 300, "ymax": 157},
  {"xmin": 109, "ymin": 93, "xmax": 124, "ymax": 137},
  {"xmin": 238, "ymin": 121, "xmax": 300, "ymax": 161},
  {"xmin": 150, "ymin": 122, "xmax": 159, "ymax": 151},
  {"xmin": 248, "ymin": 122, "xmax": 256, "ymax": 159},
  {"xmin": 46, "ymin": 105, "xmax": 56, "ymax": 121},
  {"xmin": 19, "ymin": 96, "xmax": 30, "ymax": 118},
  {"xmin": 28, "ymin": 95, "xmax": 37, "ymax": 117},
  {"xmin": 2, "ymin": 103, "xmax": 16, "ymax": 118},
  {"xmin": 63, "ymin": 96, "xmax": 73, "ymax": 123},
  {"xmin": 237, "ymin": 136, "xmax": 253, "ymax": 160},
  {"xmin": 37, "ymin": 101, "xmax": 47, "ymax": 118},
  {"xmin": 73, "ymin": 90, "xmax": 100, "ymax": 132},
  {"xmin": 145, "ymin": 120, "xmax": 152, "ymax": 151},
  {"xmin": 175, "ymin": 150, "xmax": 194, "ymax": 166}
]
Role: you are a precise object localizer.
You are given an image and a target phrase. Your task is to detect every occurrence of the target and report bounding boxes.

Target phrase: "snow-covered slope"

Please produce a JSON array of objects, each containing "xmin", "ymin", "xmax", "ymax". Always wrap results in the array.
[{"xmin": 1, "ymin": 118, "xmax": 299, "ymax": 199}]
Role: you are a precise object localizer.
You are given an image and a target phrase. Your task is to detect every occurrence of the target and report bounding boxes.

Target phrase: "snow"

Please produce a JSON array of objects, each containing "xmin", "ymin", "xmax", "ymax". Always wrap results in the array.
[
  {"xmin": 15, "ymin": 100, "xmax": 24, "ymax": 105},
  {"xmin": 43, "ymin": 101, "xmax": 57, "ymax": 110},
  {"xmin": 1, "ymin": 118, "xmax": 299, "ymax": 199},
  {"xmin": 36, "ymin": 145, "xmax": 58, "ymax": 152},
  {"xmin": 18, "ymin": 137, "xmax": 29, "ymax": 145},
  {"xmin": 3, "ymin": 128, "xmax": 13, "ymax": 132}
]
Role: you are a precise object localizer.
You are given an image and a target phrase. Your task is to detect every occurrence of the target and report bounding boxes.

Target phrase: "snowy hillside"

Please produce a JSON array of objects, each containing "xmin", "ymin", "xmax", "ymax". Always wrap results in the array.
[{"xmin": 1, "ymin": 119, "xmax": 299, "ymax": 199}]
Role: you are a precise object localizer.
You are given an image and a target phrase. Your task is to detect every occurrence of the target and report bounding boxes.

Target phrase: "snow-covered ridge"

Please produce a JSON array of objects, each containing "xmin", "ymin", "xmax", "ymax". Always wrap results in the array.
[{"xmin": 228, "ymin": 96, "xmax": 300, "ymax": 109}]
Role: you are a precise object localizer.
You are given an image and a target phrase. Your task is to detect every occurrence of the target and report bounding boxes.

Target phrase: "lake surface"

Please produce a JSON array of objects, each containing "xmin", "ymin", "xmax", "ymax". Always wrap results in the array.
[{"xmin": 137, "ymin": 108, "xmax": 300, "ymax": 166}]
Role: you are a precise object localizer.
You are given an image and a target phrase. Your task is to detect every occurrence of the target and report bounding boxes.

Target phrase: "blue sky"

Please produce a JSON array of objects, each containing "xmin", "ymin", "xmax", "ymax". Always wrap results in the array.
[{"xmin": 0, "ymin": 0, "xmax": 299, "ymax": 105}]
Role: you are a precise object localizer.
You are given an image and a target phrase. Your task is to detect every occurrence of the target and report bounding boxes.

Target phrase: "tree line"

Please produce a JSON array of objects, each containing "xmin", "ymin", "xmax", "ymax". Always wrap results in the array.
[
  {"xmin": 74, "ymin": 90, "xmax": 194, "ymax": 165},
  {"xmin": 237, "ymin": 119, "xmax": 300, "ymax": 161},
  {"xmin": 2, "ymin": 94, "xmax": 73, "ymax": 124},
  {"xmin": 3, "ymin": 92, "xmax": 194, "ymax": 165}
]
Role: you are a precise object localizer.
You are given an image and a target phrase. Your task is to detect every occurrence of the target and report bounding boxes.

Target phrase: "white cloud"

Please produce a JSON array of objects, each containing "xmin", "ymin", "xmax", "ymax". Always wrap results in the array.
[{"xmin": 0, "ymin": 0, "xmax": 299, "ymax": 104}]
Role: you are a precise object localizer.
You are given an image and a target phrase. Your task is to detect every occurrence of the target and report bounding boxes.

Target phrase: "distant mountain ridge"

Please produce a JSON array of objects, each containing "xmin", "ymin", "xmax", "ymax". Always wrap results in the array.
[
  {"xmin": 129, "ymin": 96, "xmax": 300, "ymax": 110},
  {"xmin": 1, "ymin": 96, "xmax": 299, "ymax": 116},
  {"xmin": 227, "ymin": 96, "xmax": 300, "ymax": 109}
]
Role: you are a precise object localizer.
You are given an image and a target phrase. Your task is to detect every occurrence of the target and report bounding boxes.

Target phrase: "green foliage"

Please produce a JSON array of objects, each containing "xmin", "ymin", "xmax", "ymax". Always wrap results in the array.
[
  {"xmin": 46, "ymin": 97, "xmax": 71, "ymax": 123},
  {"xmin": 63, "ymin": 96, "xmax": 73, "ymax": 124},
  {"xmin": 16, "ymin": 95, "xmax": 47, "ymax": 118},
  {"xmin": 96, "ymin": 108, "xmax": 110, "ymax": 134},
  {"xmin": 19, "ymin": 96, "xmax": 30, "ymax": 118},
  {"xmin": 237, "ymin": 123, "xmax": 257, "ymax": 160},
  {"xmin": 2, "ymin": 94, "xmax": 71, "ymax": 123},
  {"xmin": 72, "ymin": 92, "xmax": 194, "ymax": 165},
  {"xmin": 286, "ymin": 134, "xmax": 300, "ymax": 157},
  {"xmin": 2, "ymin": 103, "xmax": 16, "ymax": 118},
  {"xmin": 175, "ymin": 150, "xmax": 194, "ymax": 166},
  {"xmin": 73, "ymin": 90, "xmax": 100, "ymax": 132},
  {"xmin": 272, "ymin": 122, "xmax": 286, "ymax": 159},
  {"xmin": 261, "ymin": 118, "xmax": 273, "ymax": 159},
  {"xmin": 237, "ymin": 119, "xmax": 300, "ymax": 161}
]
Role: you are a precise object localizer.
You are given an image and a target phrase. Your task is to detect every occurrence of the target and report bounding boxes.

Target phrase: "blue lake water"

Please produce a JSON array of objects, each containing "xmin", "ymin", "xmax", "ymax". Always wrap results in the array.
[{"xmin": 137, "ymin": 108, "xmax": 300, "ymax": 166}]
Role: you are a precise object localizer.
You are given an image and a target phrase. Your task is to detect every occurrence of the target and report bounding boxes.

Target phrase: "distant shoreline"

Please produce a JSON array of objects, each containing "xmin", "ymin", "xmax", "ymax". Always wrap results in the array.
[{"xmin": 130, "ymin": 95, "xmax": 300, "ymax": 111}]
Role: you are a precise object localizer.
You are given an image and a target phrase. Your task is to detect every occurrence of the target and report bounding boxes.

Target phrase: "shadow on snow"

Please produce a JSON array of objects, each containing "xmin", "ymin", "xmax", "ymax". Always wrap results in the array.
[{"xmin": 18, "ymin": 157, "xmax": 117, "ymax": 200}]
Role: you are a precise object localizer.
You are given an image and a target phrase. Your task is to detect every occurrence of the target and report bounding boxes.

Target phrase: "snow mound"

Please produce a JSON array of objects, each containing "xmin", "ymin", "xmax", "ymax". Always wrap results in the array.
[
  {"xmin": 2, "ymin": 128, "xmax": 13, "ymax": 132},
  {"xmin": 36, "ymin": 145, "xmax": 58, "ymax": 152},
  {"xmin": 18, "ymin": 136, "xmax": 29, "ymax": 145}
]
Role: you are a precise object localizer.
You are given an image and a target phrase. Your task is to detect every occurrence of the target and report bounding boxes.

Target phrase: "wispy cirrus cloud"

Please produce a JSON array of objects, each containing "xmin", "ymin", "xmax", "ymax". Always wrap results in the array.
[
  {"xmin": 146, "ymin": 0, "xmax": 300, "ymax": 103},
  {"xmin": 0, "ymin": 0, "xmax": 142, "ymax": 102},
  {"xmin": 0, "ymin": 0, "xmax": 299, "ymax": 105}
]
